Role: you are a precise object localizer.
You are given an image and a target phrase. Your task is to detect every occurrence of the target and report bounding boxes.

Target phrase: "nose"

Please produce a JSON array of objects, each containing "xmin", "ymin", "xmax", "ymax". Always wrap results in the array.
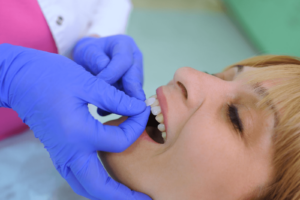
[{"xmin": 173, "ymin": 67, "xmax": 228, "ymax": 107}]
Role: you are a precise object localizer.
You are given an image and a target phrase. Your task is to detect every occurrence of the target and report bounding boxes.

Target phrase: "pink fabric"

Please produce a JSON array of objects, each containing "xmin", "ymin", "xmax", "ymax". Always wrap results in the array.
[{"xmin": 0, "ymin": 0, "xmax": 58, "ymax": 140}]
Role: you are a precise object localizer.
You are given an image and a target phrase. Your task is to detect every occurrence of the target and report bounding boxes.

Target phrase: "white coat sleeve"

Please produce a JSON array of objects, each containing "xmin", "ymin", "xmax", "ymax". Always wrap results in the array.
[{"xmin": 86, "ymin": 0, "xmax": 133, "ymax": 37}]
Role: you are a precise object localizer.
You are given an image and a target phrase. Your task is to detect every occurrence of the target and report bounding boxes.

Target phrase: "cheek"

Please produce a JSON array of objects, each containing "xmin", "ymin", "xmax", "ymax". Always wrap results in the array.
[
  {"xmin": 173, "ymin": 113, "xmax": 254, "ymax": 198},
  {"xmin": 179, "ymin": 118, "xmax": 240, "ymax": 174}
]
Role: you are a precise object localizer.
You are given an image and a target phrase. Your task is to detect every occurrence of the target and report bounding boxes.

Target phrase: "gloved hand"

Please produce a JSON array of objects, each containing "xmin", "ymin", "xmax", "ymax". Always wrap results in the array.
[
  {"xmin": 0, "ymin": 44, "xmax": 151, "ymax": 200},
  {"xmin": 73, "ymin": 35, "xmax": 144, "ymax": 116}
]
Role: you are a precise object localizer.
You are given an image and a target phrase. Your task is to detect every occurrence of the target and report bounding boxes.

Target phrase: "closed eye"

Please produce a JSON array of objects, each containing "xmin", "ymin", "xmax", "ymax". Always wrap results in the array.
[{"xmin": 227, "ymin": 104, "xmax": 244, "ymax": 134}]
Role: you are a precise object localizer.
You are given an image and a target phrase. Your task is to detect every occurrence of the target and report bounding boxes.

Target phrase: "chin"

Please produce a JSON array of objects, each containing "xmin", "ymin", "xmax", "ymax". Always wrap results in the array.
[
  {"xmin": 98, "ymin": 115, "xmax": 163, "ymax": 197},
  {"xmin": 98, "ymin": 134, "xmax": 154, "ymax": 195}
]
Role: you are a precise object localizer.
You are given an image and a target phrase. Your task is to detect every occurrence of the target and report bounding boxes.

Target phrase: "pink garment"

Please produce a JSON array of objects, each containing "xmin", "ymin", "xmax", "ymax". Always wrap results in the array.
[{"xmin": 0, "ymin": 0, "xmax": 58, "ymax": 140}]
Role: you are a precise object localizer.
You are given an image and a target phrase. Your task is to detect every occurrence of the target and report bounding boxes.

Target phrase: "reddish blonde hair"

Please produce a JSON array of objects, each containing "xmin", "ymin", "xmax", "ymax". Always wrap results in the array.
[{"xmin": 225, "ymin": 55, "xmax": 300, "ymax": 200}]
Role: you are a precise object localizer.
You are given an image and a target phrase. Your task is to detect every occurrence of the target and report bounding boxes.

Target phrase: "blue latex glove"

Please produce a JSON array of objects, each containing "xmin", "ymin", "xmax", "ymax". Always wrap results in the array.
[
  {"xmin": 73, "ymin": 35, "xmax": 144, "ymax": 116},
  {"xmin": 0, "ymin": 44, "xmax": 151, "ymax": 200}
]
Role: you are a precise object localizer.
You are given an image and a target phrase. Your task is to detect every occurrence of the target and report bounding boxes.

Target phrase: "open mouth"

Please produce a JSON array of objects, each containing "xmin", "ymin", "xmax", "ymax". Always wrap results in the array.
[{"xmin": 146, "ymin": 112, "xmax": 165, "ymax": 144}]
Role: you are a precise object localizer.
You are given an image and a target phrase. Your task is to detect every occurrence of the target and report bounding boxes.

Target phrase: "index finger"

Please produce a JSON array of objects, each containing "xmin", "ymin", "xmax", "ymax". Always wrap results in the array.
[{"xmin": 121, "ymin": 50, "xmax": 145, "ymax": 100}]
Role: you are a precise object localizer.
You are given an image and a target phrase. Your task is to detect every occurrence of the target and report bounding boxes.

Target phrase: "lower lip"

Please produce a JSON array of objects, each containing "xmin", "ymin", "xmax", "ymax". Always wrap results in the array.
[
  {"xmin": 139, "ymin": 130, "xmax": 159, "ymax": 143},
  {"xmin": 156, "ymin": 87, "xmax": 168, "ymax": 133}
]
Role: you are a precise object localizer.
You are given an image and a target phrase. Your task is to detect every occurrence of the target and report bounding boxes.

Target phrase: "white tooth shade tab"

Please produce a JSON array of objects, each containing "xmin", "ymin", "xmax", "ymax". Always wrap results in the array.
[
  {"xmin": 150, "ymin": 94, "xmax": 157, "ymax": 99},
  {"xmin": 151, "ymin": 106, "xmax": 161, "ymax": 115},
  {"xmin": 158, "ymin": 123, "xmax": 165, "ymax": 132},
  {"xmin": 155, "ymin": 114, "xmax": 164, "ymax": 123},
  {"xmin": 145, "ymin": 97, "xmax": 156, "ymax": 106},
  {"xmin": 151, "ymin": 99, "xmax": 159, "ymax": 107}
]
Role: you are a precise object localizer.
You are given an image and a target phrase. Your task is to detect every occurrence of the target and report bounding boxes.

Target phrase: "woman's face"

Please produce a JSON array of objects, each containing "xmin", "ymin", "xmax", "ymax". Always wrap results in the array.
[{"xmin": 99, "ymin": 66, "xmax": 276, "ymax": 200}]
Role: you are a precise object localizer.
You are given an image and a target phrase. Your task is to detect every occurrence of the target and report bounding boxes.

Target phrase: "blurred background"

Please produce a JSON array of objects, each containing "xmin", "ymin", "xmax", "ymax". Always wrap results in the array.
[
  {"xmin": 128, "ymin": 0, "xmax": 300, "ymax": 100},
  {"xmin": 1, "ymin": 0, "xmax": 300, "ymax": 199},
  {"xmin": 128, "ymin": 0, "xmax": 256, "ymax": 101}
]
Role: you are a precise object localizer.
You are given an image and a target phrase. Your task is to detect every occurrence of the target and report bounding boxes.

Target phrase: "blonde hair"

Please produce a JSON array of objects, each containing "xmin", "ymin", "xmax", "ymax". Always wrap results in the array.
[{"xmin": 224, "ymin": 55, "xmax": 300, "ymax": 200}]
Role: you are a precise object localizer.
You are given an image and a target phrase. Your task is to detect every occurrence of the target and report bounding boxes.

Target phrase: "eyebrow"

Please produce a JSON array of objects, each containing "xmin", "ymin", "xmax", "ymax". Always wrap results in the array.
[
  {"xmin": 215, "ymin": 69, "xmax": 279, "ymax": 127},
  {"xmin": 252, "ymin": 83, "xmax": 279, "ymax": 127}
]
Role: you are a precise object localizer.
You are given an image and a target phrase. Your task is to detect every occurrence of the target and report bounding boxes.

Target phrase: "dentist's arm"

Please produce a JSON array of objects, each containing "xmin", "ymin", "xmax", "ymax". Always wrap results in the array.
[{"xmin": 0, "ymin": 44, "xmax": 151, "ymax": 200}]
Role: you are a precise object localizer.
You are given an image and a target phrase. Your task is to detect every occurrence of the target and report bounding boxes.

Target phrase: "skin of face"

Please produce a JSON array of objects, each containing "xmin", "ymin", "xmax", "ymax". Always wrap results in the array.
[{"xmin": 99, "ymin": 66, "xmax": 275, "ymax": 200}]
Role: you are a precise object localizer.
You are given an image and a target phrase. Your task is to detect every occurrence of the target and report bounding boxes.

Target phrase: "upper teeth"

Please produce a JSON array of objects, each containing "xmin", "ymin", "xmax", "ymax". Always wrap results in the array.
[
  {"xmin": 151, "ymin": 106, "xmax": 161, "ymax": 115},
  {"xmin": 155, "ymin": 114, "xmax": 164, "ymax": 123},
  {"xmin": 157, "ymin": 124, "xmax": 165, "ymax": 132},
  {"xmin": 145, "ymin": 95, "xmax": 167, "ymax": 142}
]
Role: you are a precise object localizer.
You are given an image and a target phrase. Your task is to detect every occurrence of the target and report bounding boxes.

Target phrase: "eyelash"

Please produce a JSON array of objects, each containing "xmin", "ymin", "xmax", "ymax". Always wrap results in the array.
[
  {"xmin": 204, "ymin": 71, "xmax": 216, "ymax": 76},
  {"xmin": 206, "ymin": 71, "xmax": 243, "ymax": 134},
  {"xmin": 227, "ymin": 104, "xmax": 243, "ymax": 134}
]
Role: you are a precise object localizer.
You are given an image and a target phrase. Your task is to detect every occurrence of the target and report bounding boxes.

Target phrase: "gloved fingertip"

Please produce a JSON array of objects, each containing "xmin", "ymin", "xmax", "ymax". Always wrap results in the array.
[
  {"xmin": 123, "ymin": 81, "xmax": 146, "ymax": 101},
  {"xmin": 134, "ymin": 90, "xmax": 146, "ymax": 101},
  {"xmin": 131, "ymin": 98, "xmax": 147, "ymax": 114},
  {"xmin": 124, "ymin": 88, "xmax": 145, "ymax": 101},
  {"xmin": 118, "ymin": 96, "xmax": 147, "ymax": 117},
  {"xmin": 95, "ymin": 55, "xmax": 110, "ymax": 72},
  {"xmin": 138, "ymin": 88, "xmax": 146, "ymax": 101},
  {"xmin": 123, "ymin": 106, "xmax": 150, "ymax": 129}
]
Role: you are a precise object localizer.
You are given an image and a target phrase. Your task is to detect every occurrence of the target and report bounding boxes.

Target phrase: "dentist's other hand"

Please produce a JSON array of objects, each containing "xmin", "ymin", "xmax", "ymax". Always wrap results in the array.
[
  {"xmin": 73, "ymin": 35, "xmax": 144, "ymax": 116},
  {"xmin": 0, "ymin": 44, "xmax": 151, "ymax": 200}
]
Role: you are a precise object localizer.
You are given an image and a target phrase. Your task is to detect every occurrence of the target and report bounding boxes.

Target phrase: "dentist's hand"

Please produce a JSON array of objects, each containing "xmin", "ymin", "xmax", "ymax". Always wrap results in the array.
[
  {"xmin": 73, "ymin": 35, "xmax": 144, "ymax": 116},
  {"xmin": 0, "ymin": 44, "xmax": 151, "ymax": 200}
]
